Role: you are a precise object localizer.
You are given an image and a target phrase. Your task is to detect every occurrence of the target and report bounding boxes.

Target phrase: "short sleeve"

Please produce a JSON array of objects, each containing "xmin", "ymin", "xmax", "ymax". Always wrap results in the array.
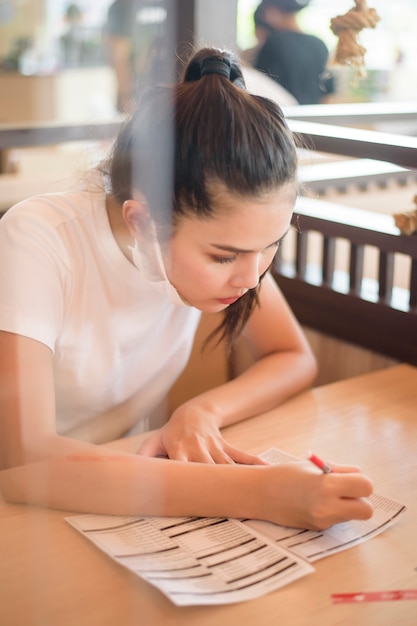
[{"xmin": 0, "ymin": 201, "xmax": 69, "ymax": 351}]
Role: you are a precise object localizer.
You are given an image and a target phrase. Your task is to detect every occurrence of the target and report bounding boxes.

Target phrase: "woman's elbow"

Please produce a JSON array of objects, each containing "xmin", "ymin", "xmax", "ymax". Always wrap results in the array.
[
  {"xmin": 306, "ymin": 351, "xmax": 318, "ymax": 387},
  {"xmin": 298, "ymin": 345, "xmax": 318, "ymax": 389}
]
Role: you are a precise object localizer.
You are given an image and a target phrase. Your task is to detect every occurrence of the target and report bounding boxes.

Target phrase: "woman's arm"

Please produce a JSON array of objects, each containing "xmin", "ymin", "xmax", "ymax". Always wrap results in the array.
[
  {"xmin": 139, "ymin": 274, "xmax": 317, "ymax": 462},
  {"xmin": 0, "ymin": 442, "xmax": 373, "ymax": 530},
  {"xmin": 211, "ymin": 272, "xmax": 318, "ymax": 423},
  {"xmin": 0, "ymin": 330, "xmax": 373, "ymax": 529}
]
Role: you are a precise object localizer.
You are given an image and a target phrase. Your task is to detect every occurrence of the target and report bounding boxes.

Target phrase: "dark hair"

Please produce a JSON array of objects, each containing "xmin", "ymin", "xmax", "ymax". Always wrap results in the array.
[{"xmin": 106, "ymin": 46, "xmax": 298, "ymax": 349}]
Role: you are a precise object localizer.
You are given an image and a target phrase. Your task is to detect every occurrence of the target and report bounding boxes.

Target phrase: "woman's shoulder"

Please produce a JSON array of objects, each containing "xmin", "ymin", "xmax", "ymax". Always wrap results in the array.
[{"xmin": 1, "ymin": 173, "xmax": 105, "ymax": 231}]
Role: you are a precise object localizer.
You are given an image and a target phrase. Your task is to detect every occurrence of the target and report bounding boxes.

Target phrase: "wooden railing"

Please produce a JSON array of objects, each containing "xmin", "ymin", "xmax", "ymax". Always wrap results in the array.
[
  {"xmin": 0, "ymin": 119, "xmax": 123, "ymax": 151},
  {"xmin": 0, "ymin": 104, "xmax": 416, "ymax": 165},
  {"xmin": 273, "ymin": 196, "xmax": 417, "ymax": 365},
  {"xmin": 283, "ymin": 101, "xmax": 417, "ymax": 127}
]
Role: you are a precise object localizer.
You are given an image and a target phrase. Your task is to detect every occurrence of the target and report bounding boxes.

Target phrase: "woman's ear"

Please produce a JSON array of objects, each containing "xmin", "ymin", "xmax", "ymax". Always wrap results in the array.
[{"xmin": 122, "ymin": 197, "xmax": 151, "ymax": 239}]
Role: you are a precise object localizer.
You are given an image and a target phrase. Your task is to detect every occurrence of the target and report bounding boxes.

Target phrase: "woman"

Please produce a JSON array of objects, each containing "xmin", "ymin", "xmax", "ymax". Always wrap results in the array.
[{"xmin": 0, "ymin": 47, "xmax": 372, "ymax": 529}]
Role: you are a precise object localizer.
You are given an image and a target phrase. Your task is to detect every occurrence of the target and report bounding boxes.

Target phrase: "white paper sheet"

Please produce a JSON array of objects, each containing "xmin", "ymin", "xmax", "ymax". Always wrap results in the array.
[
  {"xmin": 65, "ymin": 447, "xmax": 406, "ymax": 606},
  {"xmin": 66, "ymin": 513, "xmax": 313, "ymax": 606}
]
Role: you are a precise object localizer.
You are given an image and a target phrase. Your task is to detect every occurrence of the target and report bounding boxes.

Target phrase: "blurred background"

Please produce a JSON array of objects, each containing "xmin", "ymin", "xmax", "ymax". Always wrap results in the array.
[
  {"xmin": 0, "ymin": 0, "xmax": 415, "ymax": 206},
  {"xmin": 0, "ymin": 0, "xmax": 416, "ymax": 126},
  {"xmin": 238, "ymin": 0, "xmax": 417, "ymax": 104}
]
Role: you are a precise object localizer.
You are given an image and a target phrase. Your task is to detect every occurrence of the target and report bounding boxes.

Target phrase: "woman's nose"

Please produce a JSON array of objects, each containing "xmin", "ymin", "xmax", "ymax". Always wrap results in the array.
[{"xmin": 230, "ymin": 256, "xmax": 260, "ymax": 290}]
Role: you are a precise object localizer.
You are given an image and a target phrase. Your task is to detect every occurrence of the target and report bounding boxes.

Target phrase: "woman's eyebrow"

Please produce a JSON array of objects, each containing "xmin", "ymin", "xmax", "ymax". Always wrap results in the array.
[{"xmin": 209, "ymin": 228, "xmax": 290, "ymax": 254}]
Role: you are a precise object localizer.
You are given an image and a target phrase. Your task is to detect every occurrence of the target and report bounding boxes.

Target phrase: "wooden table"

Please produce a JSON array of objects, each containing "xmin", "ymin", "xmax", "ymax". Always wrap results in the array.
[{"xmin": 1, "ymin": 364, "xmax": 417, "ymax": 626}]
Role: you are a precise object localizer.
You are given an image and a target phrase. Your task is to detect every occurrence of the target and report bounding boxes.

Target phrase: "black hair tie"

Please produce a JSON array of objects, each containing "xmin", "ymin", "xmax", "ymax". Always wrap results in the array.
[{"xmin": 200, "ymin": 56, "xmax": 231, "ymax": 79}]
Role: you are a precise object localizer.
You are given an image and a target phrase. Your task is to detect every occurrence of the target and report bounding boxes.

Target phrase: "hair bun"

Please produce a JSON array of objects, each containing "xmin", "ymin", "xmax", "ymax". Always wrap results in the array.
[{"xmin": 200, "ymin": 55, "xmax": 231, "ymax": 79}]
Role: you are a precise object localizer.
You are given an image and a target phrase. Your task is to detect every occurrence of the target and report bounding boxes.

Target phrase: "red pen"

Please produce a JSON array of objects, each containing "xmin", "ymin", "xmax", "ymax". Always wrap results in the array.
[{"xmin": 308, "ymin": 451, "xmax": 332, "ymax": 474}]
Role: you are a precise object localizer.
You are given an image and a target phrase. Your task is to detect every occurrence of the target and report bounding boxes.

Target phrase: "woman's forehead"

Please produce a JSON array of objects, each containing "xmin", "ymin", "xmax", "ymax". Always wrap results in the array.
[
  {"xmin": 176, "ymin": 187, "xmax": 294, "ymax": 245},
  {"xmin": 208, "ymin": 181, "xmax": 296, "ymax": 210}
]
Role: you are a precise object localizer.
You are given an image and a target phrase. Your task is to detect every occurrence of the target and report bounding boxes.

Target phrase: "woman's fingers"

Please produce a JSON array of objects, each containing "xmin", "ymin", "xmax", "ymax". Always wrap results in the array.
[
  {"xmin": 184, "ymin": 441, "xmax": 268, "ymax": 465},
  {"xmin": 315, "ymin": 495, "xmax": 374, "ymax": 529},
  {"xmin": 224, "ymin": 445, "xmax": 268, "ymax": 466},
  {"xmin": 337, "ymin": 495, "xmax": 374, "ymax": 521},
  {"xmin": 148, "ymin": 434, "xmax": 267, "ymax": 466},
  {"xmin": 310, "ymin": 471, "xmax": 374, "ymax": 528},
  {"xmin": 137, "ymin": 431, "xmax": 166, "ymax": 457},
  {"xmin": 329, "ymin": 471, "xmax": 374, "ymax": 499}
]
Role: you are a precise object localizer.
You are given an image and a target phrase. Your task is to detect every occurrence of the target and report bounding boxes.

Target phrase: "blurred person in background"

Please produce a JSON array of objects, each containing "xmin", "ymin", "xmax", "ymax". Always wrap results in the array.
[
  {"xmin": 239, "ymin": 2, "xmax": 299, "ymax": 106},
  {"xmin": 239, "ymin": 2, "xmax": 274, "ymax": 67},
  {"xmin": 254, "ymin": 0, "xmax": 335, "ymax": 104}
]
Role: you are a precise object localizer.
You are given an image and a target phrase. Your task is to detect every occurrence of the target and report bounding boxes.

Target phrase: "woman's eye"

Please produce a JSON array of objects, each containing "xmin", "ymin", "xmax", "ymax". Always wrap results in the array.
[
  {"xmin": 266, "ymin": 242, "xmax": 280, "ymax": 252},
  {"xmin": 213, "ymin": 256, "xmax": 236, "ymax": 264}
]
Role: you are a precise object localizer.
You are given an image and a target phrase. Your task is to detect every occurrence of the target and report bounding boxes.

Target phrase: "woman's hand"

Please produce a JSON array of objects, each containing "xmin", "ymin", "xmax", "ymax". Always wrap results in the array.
[
  {"xmin": 137, "ymin": 402, "xmax": 266, "ymax": 466},
  {"xmin": 258, "ymin": 461, "xmax": 374, "ymax": 530}
]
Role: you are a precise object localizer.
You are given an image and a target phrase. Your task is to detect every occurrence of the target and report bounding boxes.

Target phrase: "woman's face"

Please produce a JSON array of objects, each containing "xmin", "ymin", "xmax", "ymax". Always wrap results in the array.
[{"xmin": 163, "ymin": 184, "xmax": 295, "ymax": 313}]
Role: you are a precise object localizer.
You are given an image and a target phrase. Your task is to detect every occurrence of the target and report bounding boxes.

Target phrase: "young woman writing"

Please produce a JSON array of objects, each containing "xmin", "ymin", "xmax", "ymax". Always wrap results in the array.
[{"xmin": 0, "ymin": 47, "xmax": 373, "ymax": 530}]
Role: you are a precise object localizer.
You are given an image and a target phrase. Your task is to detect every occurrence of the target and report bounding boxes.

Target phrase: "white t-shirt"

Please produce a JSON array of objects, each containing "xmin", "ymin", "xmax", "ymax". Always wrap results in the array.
[{"xmin": 0, "ymin": 176, "xmax": 201, "ymax": 440}]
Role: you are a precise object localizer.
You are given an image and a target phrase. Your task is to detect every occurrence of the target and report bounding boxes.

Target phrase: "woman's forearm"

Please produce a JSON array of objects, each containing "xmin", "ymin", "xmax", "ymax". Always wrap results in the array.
[
  {"xmin": 0, "ymin": 441, "xmax": 264, "ymax": 518},
  {"xmin": 182, "ymin": 349, "xmax": 317, "ymax": 429},
  {"xmin": 0, "ymin": 443, "xmax": 373, "ymax": 531}
]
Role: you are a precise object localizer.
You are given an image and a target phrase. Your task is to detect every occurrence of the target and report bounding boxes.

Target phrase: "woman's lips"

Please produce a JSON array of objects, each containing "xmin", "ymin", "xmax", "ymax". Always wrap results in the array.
[{"xmin": 217, "ymin": 296, "xmax": 241, "ymax": 305}]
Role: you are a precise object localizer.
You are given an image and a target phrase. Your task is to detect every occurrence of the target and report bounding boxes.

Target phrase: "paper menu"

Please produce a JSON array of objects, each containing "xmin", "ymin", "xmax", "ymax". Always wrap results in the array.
[{"xmin": 65, "ymin": 448, "xmax": 406, "ymax": 606}]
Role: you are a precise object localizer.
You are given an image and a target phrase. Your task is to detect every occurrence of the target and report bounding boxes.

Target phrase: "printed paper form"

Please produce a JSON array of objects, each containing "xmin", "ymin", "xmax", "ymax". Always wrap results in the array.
[
  {"xmin": 65, "ymin": 447, "xmax": 406, "ymax": 606},
  {"xmin": 66, "ymin": 514, "xmax": 314, "ymax": 606}
]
